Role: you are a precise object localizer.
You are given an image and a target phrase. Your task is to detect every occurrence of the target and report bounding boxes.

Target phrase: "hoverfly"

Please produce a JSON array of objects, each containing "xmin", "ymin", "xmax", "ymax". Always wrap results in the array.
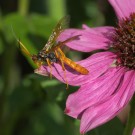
[{"xmin": 17, "ymin": 16, "xmax": 89, "ymax": 88}]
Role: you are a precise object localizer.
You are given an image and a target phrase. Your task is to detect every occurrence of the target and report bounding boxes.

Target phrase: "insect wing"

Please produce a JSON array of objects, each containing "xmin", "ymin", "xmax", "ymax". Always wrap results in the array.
[
  {"xmin": 43, "ymin": 16, "xmax": 70, "ymax": 52},
  {"xmin": 46, "ymin": 35, "xmax": 81, "ymax": 53},
  {"xmin": 11, "ymin": 26, "xmax": 31, "ymax": 57}
]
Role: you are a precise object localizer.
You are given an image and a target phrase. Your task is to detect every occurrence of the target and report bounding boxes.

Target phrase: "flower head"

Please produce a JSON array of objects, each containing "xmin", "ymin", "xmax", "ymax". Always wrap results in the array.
[{"xmin": 36, "ymin": 0, "xmax": 135, "ymax": 134}]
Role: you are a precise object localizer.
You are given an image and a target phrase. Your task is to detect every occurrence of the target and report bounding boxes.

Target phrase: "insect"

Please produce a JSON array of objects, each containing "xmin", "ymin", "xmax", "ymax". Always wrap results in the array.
[{"xmin": 16, "ymin": 16, "xmax": 89, "ymax": 87}]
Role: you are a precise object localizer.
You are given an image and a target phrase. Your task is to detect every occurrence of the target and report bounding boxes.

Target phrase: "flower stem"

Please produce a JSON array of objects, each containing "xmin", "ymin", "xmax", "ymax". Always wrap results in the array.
[
  {"xmin": 0, "ymin": 43, "xmax": 17, "ymax": 135},
  {"xmin": 46, "ymin": 0, "xmax": 66, "ymax": 20},
  {"xmin": 18, "ymin": 0, "xmax": 30, "ymax": 16},
  {"xmin": 124, "ymin": 94, "xmax": 135, "ymax": 135}
]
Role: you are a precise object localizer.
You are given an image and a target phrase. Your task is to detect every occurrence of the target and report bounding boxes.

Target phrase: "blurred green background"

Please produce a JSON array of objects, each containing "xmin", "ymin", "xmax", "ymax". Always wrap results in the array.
[{"xmin": 0, "ymin": 0, "xmax": 124, "ymax": 135}]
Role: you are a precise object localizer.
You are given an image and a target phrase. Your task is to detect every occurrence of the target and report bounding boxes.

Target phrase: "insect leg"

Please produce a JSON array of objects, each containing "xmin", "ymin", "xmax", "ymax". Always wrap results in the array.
[
  {"xmin": 55, "ymin": 50, "xmax": 65, "ymax": 71},
  {"xmin": 55, "ymin": 49, "xmax": 69, "ymax": 89},
  {"xmin": 57, "ymin": 48, "xmax": 66, "ymax": 57},
  {"xmin": 36, "ymin": 61, "xmax": 43, "ymax": 68},
  {"xmin": 46, "ymin": 58, "xmax": 52, "ymax": 78}
]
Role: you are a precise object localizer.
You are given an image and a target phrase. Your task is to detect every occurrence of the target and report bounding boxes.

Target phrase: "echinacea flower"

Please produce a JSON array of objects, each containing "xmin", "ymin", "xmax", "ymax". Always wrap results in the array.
[{"xmin": 36, "ymin": 0, "xmax": 135, "ymax": 134}]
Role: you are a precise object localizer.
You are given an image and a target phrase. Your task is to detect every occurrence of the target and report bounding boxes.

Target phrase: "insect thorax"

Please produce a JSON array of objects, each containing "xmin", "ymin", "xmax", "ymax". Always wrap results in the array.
[{"xmin": 35, "ymin": 50, "xmax": 58, "ymax": 63}]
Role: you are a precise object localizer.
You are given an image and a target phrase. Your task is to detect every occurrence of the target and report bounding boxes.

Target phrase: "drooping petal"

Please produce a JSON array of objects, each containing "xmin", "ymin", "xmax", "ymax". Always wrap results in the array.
[
  {"xmin": 80, "ymin": 70, "xmax": 135, "ymax": 134},
  {"xmin": 82, "ymin": 24, "xmax": 115, "ymax": 40},
  {"xmin": 65, "ymin": 67, "xmax": 126, "ymax": 118},
  {"xmin": 35, "ymin": 52, "xmax": 116, "ymax": 86},
  {"xmin": 58, "ymin": 26, "xmax": 114, "ymax": 52},
  {"xmin": 109, "ymin": 0, "xmax": 135, "ymax": 20}
]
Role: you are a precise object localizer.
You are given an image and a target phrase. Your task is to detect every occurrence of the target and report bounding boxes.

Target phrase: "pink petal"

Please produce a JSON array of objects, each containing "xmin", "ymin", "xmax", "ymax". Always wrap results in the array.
[
  {"xmin": 65, "ymin": 67, "xmax": 126, "ymax": 118},
  {"xmin": 109, "ymin": 0, "xmax": 135, "ymax": 20},
  {"xmin": 35, "ymin": 52, "xmax": 116, "ymax": 86},
  {"xmin": 82, "ymin": 24, "xmax": 115, "ymax": 40},
  {"xmin": 80, "ymin": 70, "xmax": 135, "ymax": 133},
  {"xmin": 58, "ymin": 26, "xmax": 114, "ymax": 52}
]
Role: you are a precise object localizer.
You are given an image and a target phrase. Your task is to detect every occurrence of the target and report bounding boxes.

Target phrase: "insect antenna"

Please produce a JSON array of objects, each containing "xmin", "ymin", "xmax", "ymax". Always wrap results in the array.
[{"xmin": 11, "ymin": 25, "xmax": 31, "ymax": 57}]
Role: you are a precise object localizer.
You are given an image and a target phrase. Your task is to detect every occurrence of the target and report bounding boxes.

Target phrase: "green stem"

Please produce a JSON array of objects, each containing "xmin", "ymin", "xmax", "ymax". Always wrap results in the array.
[
  {"xmin": 124, "ymin": 94, "xmax": 135, "ymax": 135},
  {"xmin": 18, "ymin": 0, "xmax": 30, "ymax": 15},
  {"xmin": 0, "ymin": 43, "xmax": 17, "ymax": 135},
  {"xmin": 46, "ymin": 0, "xmax": 66, "ymax": 20}
]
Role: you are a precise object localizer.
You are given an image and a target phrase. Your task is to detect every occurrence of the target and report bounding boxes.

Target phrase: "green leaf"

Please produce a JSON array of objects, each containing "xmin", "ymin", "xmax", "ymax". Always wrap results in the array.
[
  {"xmin": 0, "ymin": 36, "xmax": 4, "ymax": 54},
  {"xmin": 29, "ymin": 14, "xmax": 56, "ymax": 37},
  {"xmin": 89, "ymin": 118, "xmax": 124, "ymax": 135}
]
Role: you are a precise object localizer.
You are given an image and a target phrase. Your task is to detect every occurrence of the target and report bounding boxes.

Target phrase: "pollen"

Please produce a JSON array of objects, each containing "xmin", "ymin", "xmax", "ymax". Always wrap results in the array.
[{"xmin": 112, "ymin": 13, "xmax": 135, "ymax": 69}]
